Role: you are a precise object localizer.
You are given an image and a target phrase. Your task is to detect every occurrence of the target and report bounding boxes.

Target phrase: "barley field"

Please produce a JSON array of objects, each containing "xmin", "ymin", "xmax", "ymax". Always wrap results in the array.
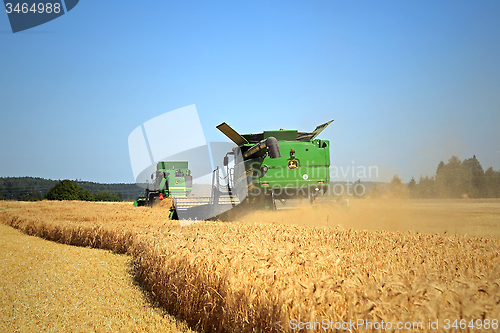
[{"xmin": 1, "ymin": 199, "xmax": 499, "ymax": 332}]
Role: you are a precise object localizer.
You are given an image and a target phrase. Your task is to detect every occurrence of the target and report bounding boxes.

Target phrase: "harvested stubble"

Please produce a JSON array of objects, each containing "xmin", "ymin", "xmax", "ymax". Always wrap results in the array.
[
  {"xmin": 1, "ymin": 200, "xmax": 500, "ymax": 332},
  {"xmin": 0, "ymin": 221, "xmax": 195, "ymax": 333}
]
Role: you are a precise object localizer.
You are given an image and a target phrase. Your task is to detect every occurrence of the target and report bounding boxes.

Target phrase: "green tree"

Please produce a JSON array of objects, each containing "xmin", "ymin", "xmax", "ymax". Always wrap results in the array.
[
  {"xmin": 484, "ymin": 167, "xmax": 500, "ymax": 198},
  {"xmin": 93, "ymin": 191, "xmax": 122, "ymax": 202},
  {"xmin": 45, "ymin": 180, "xmax": 93, "ymax": 201},
  {"xmin": 408, "ymin": 177, "xmax": 417, "ymax": 198},
  {"xmin": 436, "ymin": 161, "xmax": 445, "ymax": 175},
  {"xmin": 390, "ymin": 175, "xmax": 407, "ymax": 198},
  {"xmin": 6, "ymin": 181, "xmax": 14, "ymax": 199},
  {"xmin": 0, "ymin": 193, "xmax": 5, "ymax": 200},
  {"xmin": 435, "ymin": 156, "xmax": 471, "ymax": 198},
  {"xmin": 19, "ymin": 192, "xmax": 43, "ymax": 202},
  {"xmin": 463, "ymin": 155, "xmax": 485, "ymax": 197},
  {"xmin": 417, "ymin": 176, "xmax": 436, "ymax": 198}
]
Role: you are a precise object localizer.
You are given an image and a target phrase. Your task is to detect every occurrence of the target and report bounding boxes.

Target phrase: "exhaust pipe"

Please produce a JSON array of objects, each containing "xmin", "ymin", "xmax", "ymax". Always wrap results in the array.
[{"xmin": 243, "ymin": 137, "xmax": 281, "ymax": 159}]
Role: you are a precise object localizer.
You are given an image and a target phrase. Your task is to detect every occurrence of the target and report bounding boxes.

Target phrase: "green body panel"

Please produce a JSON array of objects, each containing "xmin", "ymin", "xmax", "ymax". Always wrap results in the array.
[
  {"xmin": 156, "ymin": 161, "xmax": 192, "ymax": 197},
  {"xmin": 234, "ymin": 139, "xmax": 330, "ymax": 199}
]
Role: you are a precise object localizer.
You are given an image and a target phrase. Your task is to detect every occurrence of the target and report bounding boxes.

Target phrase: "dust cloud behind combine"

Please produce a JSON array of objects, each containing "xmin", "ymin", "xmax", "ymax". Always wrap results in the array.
[{"xmin": 237, "ymin": 198, "xmax": 500, "ymax": 238}]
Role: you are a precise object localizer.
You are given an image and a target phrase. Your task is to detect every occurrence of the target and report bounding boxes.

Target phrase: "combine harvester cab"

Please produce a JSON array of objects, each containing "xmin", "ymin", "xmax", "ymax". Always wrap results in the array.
[{"xmin": 215, "ymin": 120, "xmax": 333, "ymax": 215}]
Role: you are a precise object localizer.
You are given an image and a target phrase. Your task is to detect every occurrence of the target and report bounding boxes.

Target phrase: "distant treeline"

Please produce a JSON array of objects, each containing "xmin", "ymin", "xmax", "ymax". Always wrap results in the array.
[
  {"xmin": 393, "ymin": 155, "xmax": 500, "ymax": 199},
  {"xmin": 0, "ymin": 177, "xmax": 145, "ymax": 201},
  {"xmin": 1, "ymin": 155, "xmax": 499, "ymax": 201}
]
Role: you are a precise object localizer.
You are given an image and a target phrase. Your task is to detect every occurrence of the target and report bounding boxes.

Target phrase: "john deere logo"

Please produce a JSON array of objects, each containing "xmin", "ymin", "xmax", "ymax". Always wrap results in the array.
[
  {"xmin": 4, "ymin": 0, "xmax": 80, "ymax": 33},
  {"xmin": 175, "ymin": 180, "xmax": 180, "ymax": 185},
  {"xmin": 287, "ymin": 159, "xmax": 299, "ymax": 170}
]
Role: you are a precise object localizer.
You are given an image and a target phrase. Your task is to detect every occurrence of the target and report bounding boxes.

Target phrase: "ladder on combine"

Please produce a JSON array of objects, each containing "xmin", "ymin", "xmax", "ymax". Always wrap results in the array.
[{"xmin": 211, "ymin": 166, "xmax": 239, "ymax": 207}]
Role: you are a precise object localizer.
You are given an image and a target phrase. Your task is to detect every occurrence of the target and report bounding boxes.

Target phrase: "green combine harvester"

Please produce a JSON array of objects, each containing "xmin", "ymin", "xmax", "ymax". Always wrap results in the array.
[
  {"xmin": 215, "ymin": 120, "xmax": 332, "ymax": 215},
  {"xmin": 134, "ymin": 161, "xmax": 193, "ymax": 210},
  {"xmin": 135, "ymin": 120, "xmax": 332, "ymax": 221}
]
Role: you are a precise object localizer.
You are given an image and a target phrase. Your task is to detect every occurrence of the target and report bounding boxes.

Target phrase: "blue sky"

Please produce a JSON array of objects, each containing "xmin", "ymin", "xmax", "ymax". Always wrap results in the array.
[{"xmin": 1, "ymin": 0, "xmax": 499, "ymax": 183}]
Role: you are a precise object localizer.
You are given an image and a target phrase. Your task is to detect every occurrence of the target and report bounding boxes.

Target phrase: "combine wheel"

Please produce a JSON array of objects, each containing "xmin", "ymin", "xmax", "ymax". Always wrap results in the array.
[
  {"xmin": 148, "ymin": 192, "xmax": 158, "ymax": 207},
  {"xmin": 169, "ymin": 206, "xmax": 178, "ymax": 220}
]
